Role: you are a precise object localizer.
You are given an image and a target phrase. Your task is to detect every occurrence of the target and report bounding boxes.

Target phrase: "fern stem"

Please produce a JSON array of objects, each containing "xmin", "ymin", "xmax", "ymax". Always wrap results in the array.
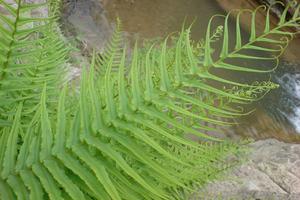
[{"xmin": 0, "ymin": 0, "xmax": 21, "ymax": 83}]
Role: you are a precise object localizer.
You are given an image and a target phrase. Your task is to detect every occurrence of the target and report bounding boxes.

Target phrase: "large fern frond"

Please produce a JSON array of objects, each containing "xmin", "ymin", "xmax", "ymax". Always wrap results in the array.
[
  {"xmin": 0, "ymin": 68, "xmax": 243, "ymax": 200},
  {"xmin": 0, "ymin": 0, "xmax": 69, "ymax": 125},
  {"xmin": 1, "ymin": 1, "xmax": 300, "ymax": 200}
]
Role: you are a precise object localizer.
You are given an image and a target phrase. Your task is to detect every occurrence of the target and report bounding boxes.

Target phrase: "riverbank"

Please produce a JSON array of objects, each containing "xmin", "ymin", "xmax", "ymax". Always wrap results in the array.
[{"xmin": 192, "ymin": 139, "xmax": 300, "ymax": 199}]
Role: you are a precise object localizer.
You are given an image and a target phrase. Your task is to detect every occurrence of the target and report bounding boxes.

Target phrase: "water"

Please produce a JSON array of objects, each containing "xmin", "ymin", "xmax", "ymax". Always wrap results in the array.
[
  {"xmin": 273, "ymin": 64, "xmax": 300, "ymax": 133},
  {"xmin": 233, "ymin": 61, "xmax": 300, "ymax": 143},
  {"xmin": 293, "ymin": 108, "xmax": 300, "ymax": 132},
  {"xmin": 62, "ymin": 0, "xmax": 300, "ymax": 142},
  {"xmin": 104, "ymin": 0, "xmax": 226, "ymax": 41}
]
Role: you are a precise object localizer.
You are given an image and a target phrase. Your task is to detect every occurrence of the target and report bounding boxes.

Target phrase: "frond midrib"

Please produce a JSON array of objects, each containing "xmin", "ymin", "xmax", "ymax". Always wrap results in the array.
[{"xmin": 0, "ymin": 0, "xmax": 21, "ymax": 83}]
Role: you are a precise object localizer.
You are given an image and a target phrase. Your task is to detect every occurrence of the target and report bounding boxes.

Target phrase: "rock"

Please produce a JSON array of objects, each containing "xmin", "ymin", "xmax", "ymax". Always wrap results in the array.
[
  {"xmin": 61, "ymin": 0, "xmax": 112, "ymax": 53},
  {"xmin": 191, "ymin": 139, "xmax": 300, "ymax": 199},
  {"xmin": 1, "ymin": 0, "xmax": 48, "ymax": 18}
]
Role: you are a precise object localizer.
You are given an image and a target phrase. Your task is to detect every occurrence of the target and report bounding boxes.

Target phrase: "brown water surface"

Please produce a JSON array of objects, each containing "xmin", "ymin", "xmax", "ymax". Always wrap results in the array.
[{"xmin": 104, "ymin": 0, "xmax": 225, "ymax": 40}]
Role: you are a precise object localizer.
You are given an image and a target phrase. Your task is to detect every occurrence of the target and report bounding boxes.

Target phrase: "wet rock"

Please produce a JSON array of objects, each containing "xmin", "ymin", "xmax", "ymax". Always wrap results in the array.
[
  {"xmin": 191, "ymin": 139, "xmax": 300, "ymax": 199},
  {"xmin": 61, "ymin": 0, "xmax": 112, "ymax": 53}
]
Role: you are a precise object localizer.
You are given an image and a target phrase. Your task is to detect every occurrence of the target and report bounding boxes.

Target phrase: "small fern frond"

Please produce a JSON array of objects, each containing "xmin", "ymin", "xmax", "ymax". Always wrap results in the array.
[
  {"xmin": 95, "ymin": 18, "xmax": 124, "ymax": 75},
  {"xmin": 203, "ymin": 3, "xmax": 300, "ymax": 86},
  {"xmin": 49, "ymin": 0, "xmax": 62, "ymax": 17}
]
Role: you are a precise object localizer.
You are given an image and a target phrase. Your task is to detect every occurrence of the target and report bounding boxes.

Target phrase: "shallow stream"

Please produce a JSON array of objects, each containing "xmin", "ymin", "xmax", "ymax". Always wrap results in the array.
[{"xmin": 62, "ymin": 0, "xmax": 300, "ymax": 143}]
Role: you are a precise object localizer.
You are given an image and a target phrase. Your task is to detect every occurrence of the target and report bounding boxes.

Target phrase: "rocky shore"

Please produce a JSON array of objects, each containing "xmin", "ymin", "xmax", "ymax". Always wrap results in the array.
[{"xmin": 192, "ymin": 139, "xmax": 300, "ymax": 199}]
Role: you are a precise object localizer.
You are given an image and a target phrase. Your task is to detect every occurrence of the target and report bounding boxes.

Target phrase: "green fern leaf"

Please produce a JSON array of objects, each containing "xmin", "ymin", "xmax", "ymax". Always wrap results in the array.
[
  {"xmin": 0, "ymin": 0, "xmax": 69, "ymax": 125},
  {"xmin": 0, "ymin": 1, "xmax": 299, "ymax": 200}
]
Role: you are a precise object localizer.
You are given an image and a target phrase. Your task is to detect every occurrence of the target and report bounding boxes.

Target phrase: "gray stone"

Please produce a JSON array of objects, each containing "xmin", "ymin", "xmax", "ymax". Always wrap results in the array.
[
  {"xmin": 191, "ymin": 139, "xmax": 300, "ymax": 199},
  {"xmin": 62, "ymin": 0, "xmax": 112, "ymax": 53}
]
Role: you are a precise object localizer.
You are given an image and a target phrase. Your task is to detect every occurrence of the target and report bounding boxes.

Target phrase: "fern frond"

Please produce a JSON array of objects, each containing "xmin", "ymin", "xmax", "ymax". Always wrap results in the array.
[
  {"xmin": 1, "ymin": 1, "xmax": 300, "ymax": 200},
  {"xmin": 203, "ymin": 3, "xmax": 299, "ymax": 85},
  {"xmin": 0, "ymin": 0, "xmax": 69, "ymax": 124},
  {"xmin": 95, "ymin": 18, "xmax": 124, "ymax": 75},
  {"xmin": 0, "ymin": 69, "xmax": 243, "ymax": 199},
  {"xmin": 49, "ymin": 0, "xmax": 62, "ymax": 17}
]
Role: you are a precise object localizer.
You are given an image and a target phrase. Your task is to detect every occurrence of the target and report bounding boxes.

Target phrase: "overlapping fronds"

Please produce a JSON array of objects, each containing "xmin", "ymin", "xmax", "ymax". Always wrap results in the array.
[
  {"xmin": 0, "ymin": 1, "xmax": 299, "ymax": 200},
  {"xmin": 0, "ymin": 68, "xmax": 244, "ymax": 200},
  {"xmin": 0, "ymin": 0, "xmax": 69, "ymax": 125}
]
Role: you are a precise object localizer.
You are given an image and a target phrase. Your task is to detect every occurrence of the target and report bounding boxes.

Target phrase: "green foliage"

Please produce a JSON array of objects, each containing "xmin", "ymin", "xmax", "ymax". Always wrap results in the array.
[
  {"xmin": 0, "ymin": 0, "xmax": 68, "ymax": 126},
  {"xmin": 0, "ymin": 1, "xmax": 299, "ymax": 199},
  {"xmin": 95, "ymin": 18, "xmax": 123, "ymax": 76}
]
